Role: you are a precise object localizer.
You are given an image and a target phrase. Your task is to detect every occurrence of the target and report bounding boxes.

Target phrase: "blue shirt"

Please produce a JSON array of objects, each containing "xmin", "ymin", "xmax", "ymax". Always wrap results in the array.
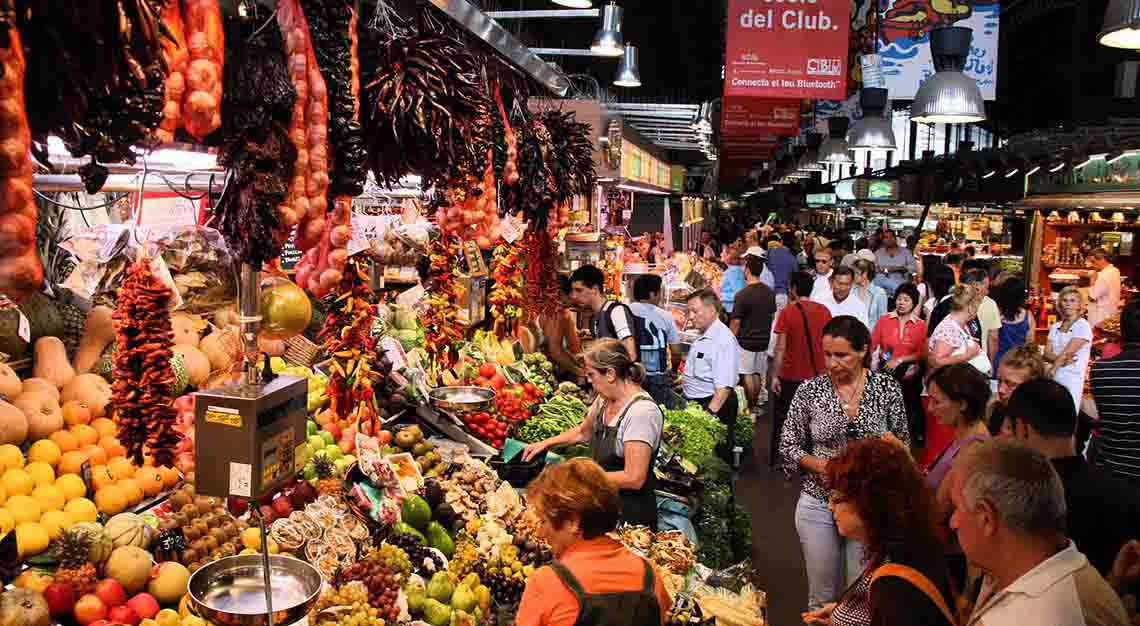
[
  {"xmin": 858, "ymin": 282, "xmax": 889, "ymax": 330},
  {"xmin": 721, "ymin": 265, "xmax": 747, "ymax": 314},
  {"xmin": 765, "ymin": 247, "xmax": 799, "ymax": 295},
  {"xmin": 629, "ymin": 302, "xmax": 681, "ymax": 374}
]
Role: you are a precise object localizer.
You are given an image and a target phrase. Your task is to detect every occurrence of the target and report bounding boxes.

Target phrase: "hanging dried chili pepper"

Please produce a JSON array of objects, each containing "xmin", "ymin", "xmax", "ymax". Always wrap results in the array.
[{"xmin": 317, "ymin": 257, "xmax": 379, "ymax": 433}]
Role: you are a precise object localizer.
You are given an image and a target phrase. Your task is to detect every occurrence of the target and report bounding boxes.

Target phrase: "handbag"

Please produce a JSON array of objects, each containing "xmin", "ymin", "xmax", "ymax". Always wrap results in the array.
[{"xmin": 871, "ymin": 563, "xmax": 959, "ymax": 625}]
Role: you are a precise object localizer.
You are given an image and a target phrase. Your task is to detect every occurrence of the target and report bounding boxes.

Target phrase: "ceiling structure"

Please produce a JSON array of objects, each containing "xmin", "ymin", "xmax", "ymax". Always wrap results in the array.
[{"xmin": 604, "ymin": 103, "xmax": 703, "ymax": 153}]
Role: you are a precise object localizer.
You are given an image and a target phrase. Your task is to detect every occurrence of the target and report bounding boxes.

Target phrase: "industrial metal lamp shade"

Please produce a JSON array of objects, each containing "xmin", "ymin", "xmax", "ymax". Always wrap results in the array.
[
  {"xmin": 591, "ymin": 3, "xmax": 624, "ymax": 57},
  {"xmin": 1100, "ymin": 0, "xmax": 1140, "ymax": 48},
  {"xmin": 552, "ymin": 0, "xmax": 593, "ymax": 7},
  {"xmin": 910, "ymin": 27, "xmax": 986, "ymax": 124},
  {"xmin": 613, "ymin": 45, "xmax": 641, "ymax": 87},
  {"xmin": 819, "ymin": 118, "xmax": 854, "ymax": 164},
  {"xmin": 848, "ymin": 88, "xmax": 897, "ymax": 151}
]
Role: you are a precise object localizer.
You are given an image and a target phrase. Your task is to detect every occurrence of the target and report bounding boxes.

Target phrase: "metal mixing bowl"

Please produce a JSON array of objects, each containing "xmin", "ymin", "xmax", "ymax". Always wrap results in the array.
[
  {"xmin": 187, "ymin": 555, "xmax": 323, "ymax": 626},
  {"xmin": 428, "ymin": 385, "xmax": 496, "ymax": 414}
]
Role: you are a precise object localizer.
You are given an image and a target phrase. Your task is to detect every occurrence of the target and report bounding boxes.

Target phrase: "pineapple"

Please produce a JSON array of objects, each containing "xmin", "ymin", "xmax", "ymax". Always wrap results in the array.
[
  {"xmin": 53, "ymin": 528, "xmax": 97, "ymax": 594},
  {"xmin": 313, "ymin": 455, "xmax": 341, "ymax": 496}
]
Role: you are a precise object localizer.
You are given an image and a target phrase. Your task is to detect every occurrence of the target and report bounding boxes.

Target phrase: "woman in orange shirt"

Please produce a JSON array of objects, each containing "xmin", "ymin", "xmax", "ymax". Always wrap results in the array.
[{"xmin": 516, "ymin": 458, "xmax": 672, "ymax": 626}]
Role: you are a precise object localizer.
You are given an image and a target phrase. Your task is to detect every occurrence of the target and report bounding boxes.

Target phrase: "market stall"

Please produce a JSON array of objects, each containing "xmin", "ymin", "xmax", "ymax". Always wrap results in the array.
[{"xmin": 0, "ymin": 2, "xmax": 761, "ymax": 626}]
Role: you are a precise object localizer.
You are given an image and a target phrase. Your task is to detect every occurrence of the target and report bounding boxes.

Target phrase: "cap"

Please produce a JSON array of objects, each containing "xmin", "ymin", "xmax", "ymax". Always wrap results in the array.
[
  {"xmin": 856, "ymin": 249, "xmax": 877, "ymax": 263},
  {"xmin": 744, "ymin": 246, "xmax": 767, "ymax": 258}
]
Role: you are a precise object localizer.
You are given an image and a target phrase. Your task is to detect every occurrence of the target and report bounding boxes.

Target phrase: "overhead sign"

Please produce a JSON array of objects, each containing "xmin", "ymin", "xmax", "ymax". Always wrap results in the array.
[
  {"xmin": 721, "ymin": 98, "xmax": 801, "ymax": 135},
  {"xmin": 878, "ymin": 0, "xmax": 1001, "ymax": 100},
  {"xmin": 725, "ymin": 0, "xmax": 850, "ymax": 100}
]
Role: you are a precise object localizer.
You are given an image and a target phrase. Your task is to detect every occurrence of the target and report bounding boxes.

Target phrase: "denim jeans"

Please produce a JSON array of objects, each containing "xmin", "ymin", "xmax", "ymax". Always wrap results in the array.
[{"xmin": 794, "ymin": 492, "xmax": 866, "ymax": 611}]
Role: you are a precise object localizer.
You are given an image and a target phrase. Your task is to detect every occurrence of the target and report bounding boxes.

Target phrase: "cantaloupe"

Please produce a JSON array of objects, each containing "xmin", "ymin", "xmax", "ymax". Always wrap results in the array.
[
  {"xmin": 171, "ymin": 345, "xmax": 209, "ymax": 388},
  {"xmin": 32, "ymin": 337, "xmax": 75, "ymax": 389},
  {"xmin": 61, "ymin": 374, "xmax": 112, "ymax": 418},
  {"xmin": 0, "ymin": 400, "xmax": 28, "ymax": 445},
  {"xmin": 199, "ymin": 328, "xmax": 239, "ymax": 372},
  {"xmin": 20, "ymin": 379, "xmax": 59, "ymax": 403},
  {"xmin": 12, "ymin": 392, "xmax": 63, "ymax": 442},
  {"xmin": 104, "ymin": 545, "xmax": 153, "ymax": 594},
  {"xmin": 0, "ymin": 364, "xmax": 20, "ymax": 399},
  {"xmin": 171, "ymin": 314, "xmax": 202, "ymax": 348},
  {"xmin": 105, "ymin": 512, "xmax": 151, "ymax": 549}
]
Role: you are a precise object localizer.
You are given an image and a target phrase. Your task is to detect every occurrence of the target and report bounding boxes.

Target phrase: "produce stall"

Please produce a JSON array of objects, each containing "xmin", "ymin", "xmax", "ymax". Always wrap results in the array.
[{"xmin": 0, "ymin": 1, "xmax": 761, "ymax": 626}]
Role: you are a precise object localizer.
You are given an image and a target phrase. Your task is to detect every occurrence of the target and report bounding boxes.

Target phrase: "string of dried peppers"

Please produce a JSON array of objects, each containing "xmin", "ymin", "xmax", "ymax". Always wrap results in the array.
[
  {"xmin": 488, "ymin": 242, "xmax": 523, "ymax": 339},
  {"xmin": 317, "ymin": 257, "xmax": 380, "ymax": 434},
  {"xmin": 422, "ymin": 237, "xmax": 465, "ymax": 369},
  {"xmin": 521, "ymin": 228, "xmax": 561, "ymax": 320},
  {"xmin": 112, "ymin": 258, "xmax": 179, "ymax": 468}
]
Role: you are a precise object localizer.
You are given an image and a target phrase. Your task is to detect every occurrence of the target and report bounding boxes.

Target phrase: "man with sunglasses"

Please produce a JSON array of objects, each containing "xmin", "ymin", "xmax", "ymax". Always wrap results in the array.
[{"xmin": 809, "ymin": 248, "xmax": 835, "ymax": 302}]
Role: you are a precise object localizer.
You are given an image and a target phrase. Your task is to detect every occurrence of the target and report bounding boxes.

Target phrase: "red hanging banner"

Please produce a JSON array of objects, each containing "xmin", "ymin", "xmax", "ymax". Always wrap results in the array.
[
  {"xmin": 724, "ymin": 0, "xmax": 850, "ymax": 100},
  {"xmin": 721, "ymin": 98, "xmax": 801, "ymax": 136}
]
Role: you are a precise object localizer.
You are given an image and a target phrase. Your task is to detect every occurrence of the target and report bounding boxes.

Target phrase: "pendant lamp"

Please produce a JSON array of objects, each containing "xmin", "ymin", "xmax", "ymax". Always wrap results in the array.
[
  {"xmin": 911, "ymin": 27, "xmax": 986, "ymax": 124},
  {"xmin": 848, "ymin": 88, "xmax": 897, "ymax": 151},
  {"xmin": 798, "ymin": 133, "xmax": 826, "ymax": 172},
  {"xmin": 1100, "ymin": 0, "xmax": 1140, "ymax": 48},
  {"xmin": 552, "ymin": 0, "xmax": 593, "ymax": 7},
  {"xmin": 819, "ymin": 118, "xmax": 854, "ymax": 164},
  {"xmin": 613, "ymin": 45, "xmax": 641, "ymax": 87},
  {"xmin": 591, "ymin": 3, "xmax": 624, "ymax": 57}
]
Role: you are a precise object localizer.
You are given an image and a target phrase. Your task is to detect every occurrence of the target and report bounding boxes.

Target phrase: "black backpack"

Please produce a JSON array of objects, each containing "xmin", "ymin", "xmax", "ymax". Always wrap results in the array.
[{"xmin": 594, "ymin": 301, "xmax": 668, "ymax": 372}]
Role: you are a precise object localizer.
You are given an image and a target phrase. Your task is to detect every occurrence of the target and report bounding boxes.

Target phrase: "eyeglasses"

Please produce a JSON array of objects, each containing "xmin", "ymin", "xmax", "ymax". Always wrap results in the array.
[{"xmin": 815, "ymin": 258, "xmax": 831, "ymax": 264}]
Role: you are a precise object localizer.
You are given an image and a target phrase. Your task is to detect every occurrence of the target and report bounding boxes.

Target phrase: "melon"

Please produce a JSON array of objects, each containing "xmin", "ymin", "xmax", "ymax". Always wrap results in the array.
[
  {"xmin": 171, "ymin": 345, "xmax": 209, "ymax": 388},
  {"xmin": 147, "ymin": 562, "xmax": 191, "ymax": 604},
  {"xmin": 21, "ymin": 378, "xmax": 59, "ymax": 403},
  {"xmin": 105, "ymin": 512, "xmax": 151, "ymax": 550},
  {"xmin": 170, "ymin": 352, "xmax": 189, "ymax": 396},
  {"xmin": 71, "ymin": 521, "xmax": 113, "ymax": 564},
  {"xmin": 171, "ymin": 314, "xmax": 202, "ymax": 348},
  {"xmin": 104, "ymin": 545, "xmax": 153, "ymax": 594}
]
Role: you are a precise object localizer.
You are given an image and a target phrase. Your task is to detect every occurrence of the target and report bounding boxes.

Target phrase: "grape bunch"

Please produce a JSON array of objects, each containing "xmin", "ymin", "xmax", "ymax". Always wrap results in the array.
[
  {"xmin": 478, "ymin": 569, "xmax": 526, "ymax": 606},
  {"xmin": 376, "ymin": 542, "xmax": 412, "ymax": 575},
  {"xmin": 513, "ymin": 534, "xmax": 553, "ymax": 568},
  {"xmin": 311, "ymin": 581, "xmax": 385, "ymax": 626},
  {"xmin": 389, "ymin": 533, "xmax": 447, "ymax": 576},
  {"xmin": 335, "ymin": 557, "xmax": 402, "ymax": 622},
  {"xmin": 448, "ymin": 541, "xmax": 481, "ymax": 580}
]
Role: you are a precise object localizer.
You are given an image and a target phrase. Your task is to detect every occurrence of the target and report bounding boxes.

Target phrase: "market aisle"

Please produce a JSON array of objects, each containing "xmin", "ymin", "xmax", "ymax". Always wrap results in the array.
[{"xmin": 737, "ymin": 407, "xmax": 809, "ymax": 626}]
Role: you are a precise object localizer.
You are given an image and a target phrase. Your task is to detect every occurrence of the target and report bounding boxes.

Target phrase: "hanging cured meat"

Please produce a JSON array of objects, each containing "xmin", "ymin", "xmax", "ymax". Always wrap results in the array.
[
  {"xmin": 156, "ymin": 0, "xmax": 189, "ymax": 143},
  {"xmin": 0, "ymin": 20, "xmax": 43, "ymax": 302},
  {"xmin": 181, "ymin": 0, "xmax": 225, "ymax": 139}
]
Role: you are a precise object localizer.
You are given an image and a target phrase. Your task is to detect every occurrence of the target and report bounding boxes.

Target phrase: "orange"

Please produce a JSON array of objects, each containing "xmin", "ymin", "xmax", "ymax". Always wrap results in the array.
[
  {"xmin": 90, "ymin": 418, "xmax": 117, "ymax": 440},
  {"xmin": 159, "ymin": 465, "xmax": 181, "ymax": 489},
  {"xmin": 31, "ymin": 484, "xmax": 65, "ymax": 512},
  {"xmin": 64, "ymin": 497, "xmax": 98, "ymax": 523},
  {"xmin": 23, "ymin": 462, "xmax": 54, "ymax": 488},
  {"xmin": 137, "ymin": 469, "xmax": 165, "ymax": 497},
  {"xmin": 27, "ymin": 440, "xmax": 61, "ymax": 468},
  {"xmin": 80, "ymin": 445, "xmax": 107, "ymax": 466},
  {"xmin": 89, "ymin": 465, "xmax": 115, "ymax": 491},
  {"xmin": 94, "ymin": 485, "xmax": 128, "ymax": 515},
  {"xmin": 70, "ymin": 424, "xmax": 99, "ymax": 447},
  {"xmin": 107, "ymin": 457, "xmax": 135, "ymax": 481},
  {"xmin": 116, "ymin": 478, "xmax": 143, "ymax": 506},
  {"xmin": 99, "ymin": 437, "xmax": 126, "ymax": 459},
  {"xmin": 55, "ymin": 474, "xmax": 86, "ymax": 501},
  {"xmin": 49, "ymin": 431, "xmax": 79, "ymax": 454},
  {"xmin": 61, "ymin": 400, "xmax": 92, "ymax": 427},
  {"xmin": 57, "ymin": 451, "xmax": 88, "ymax": 476}
]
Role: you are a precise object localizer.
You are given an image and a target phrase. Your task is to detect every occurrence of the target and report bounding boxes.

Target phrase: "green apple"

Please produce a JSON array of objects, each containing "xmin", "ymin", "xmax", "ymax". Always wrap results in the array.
[
  {"xmin": 334, "ymin": 458, "xmax": 351, "ymax": 474},
  {"xmin": 306, "ymin": 421, "xmax": 318, "ymax": 437},
  {"xmin": 308, "ymin": 435, "xmax": 325, "ymax": 451},
  {"xmin": 341, "ymin": 454, "xmax": 356, "ymax": 466},
  {"xmin": 320, "ymin": 431, "xmax": 336, "ymax": 447},
  {"xmin": 303, "ymin": 463, "xmax": 317, "ymax": 481},
  {"xmin": 324, "ymin": 444, "xmax": 344, "ymax": 461}
]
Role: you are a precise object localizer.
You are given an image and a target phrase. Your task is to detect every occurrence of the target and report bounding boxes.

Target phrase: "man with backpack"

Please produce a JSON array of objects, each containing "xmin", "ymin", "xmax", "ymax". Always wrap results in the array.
[
  {"xmin": 630, "ymin": 274, "xmax": 684, "ymax": 408},
  {"xmin": 569, "ymin": 265, "xmax": 638, "ymax": 361}
]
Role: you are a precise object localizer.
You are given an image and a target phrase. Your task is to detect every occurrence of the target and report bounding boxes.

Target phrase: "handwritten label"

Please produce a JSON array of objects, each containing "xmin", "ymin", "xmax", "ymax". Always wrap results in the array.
[{"xmin": 229, "ymin": 462, "xmax": 252, "ymax": 497}]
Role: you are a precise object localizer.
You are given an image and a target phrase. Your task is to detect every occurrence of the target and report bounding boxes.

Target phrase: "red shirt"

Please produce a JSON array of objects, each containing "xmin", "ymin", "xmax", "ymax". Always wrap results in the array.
[
  {"xmin": 774, "ymin": 300, "xmax": 832, "ymax": 382},
  {"xmin": 871, "ymin": 313, "xmax": 927, "ymax": 361}
]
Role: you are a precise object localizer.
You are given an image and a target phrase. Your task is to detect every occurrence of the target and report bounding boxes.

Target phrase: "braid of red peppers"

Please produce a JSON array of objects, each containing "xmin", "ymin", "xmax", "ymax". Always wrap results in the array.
[
  {"xmin": 423, "ymin": 237, "xmax": 464, "ymax": 369},
  {"xmin": 522, "ymin": 228, "xmax": 560, "ymax": 321},
  {"xmin": 317, "ymin": 257, "xmax": 380, "ymax": 433},
  {"xmin": 112, "ymin": 259, "xmax": 179, "ymax": 467},
  {"xmin": 488, "ymin": 242, "xmax": 523, "ymax": 339}
]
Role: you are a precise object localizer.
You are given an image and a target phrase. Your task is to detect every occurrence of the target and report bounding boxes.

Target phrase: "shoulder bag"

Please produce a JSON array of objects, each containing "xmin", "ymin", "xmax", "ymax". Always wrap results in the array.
[{"xmin": 871, "ymin": 563, "xmax": 958, "ymax": 626}]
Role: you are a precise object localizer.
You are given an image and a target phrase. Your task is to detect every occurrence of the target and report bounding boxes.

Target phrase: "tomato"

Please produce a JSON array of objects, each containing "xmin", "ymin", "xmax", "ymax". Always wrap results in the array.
[
  {"xmin": 479, "ymin": 363, "xmax": 497, "ymax": 378},
  {"xmin": 523, "ymin": 383, "xmax": 537, "ymax": 395},
  {"xmin": 491, "ymin": 375, "xmax": 506, "ymax": 391}
]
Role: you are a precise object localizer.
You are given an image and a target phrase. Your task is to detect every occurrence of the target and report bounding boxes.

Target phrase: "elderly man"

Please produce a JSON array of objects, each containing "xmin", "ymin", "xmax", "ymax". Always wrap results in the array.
[
  {"xmin": 873, "ymin": 229, "xmax": 917, "ymax": 295},
  {"xmin": 682, "ymin": 290, "xmax": 742, "ymax": 462},
  {"xmin": 950, "ymin": 440, "xmax": 1129, "ymax": 626},
  {"xmin": 814, "ymin": 266, "xmax": 869, "ymax": 329},
  {"xmin": 989, "ymin": 345, "xmax": 1046, "ymax": 435}
]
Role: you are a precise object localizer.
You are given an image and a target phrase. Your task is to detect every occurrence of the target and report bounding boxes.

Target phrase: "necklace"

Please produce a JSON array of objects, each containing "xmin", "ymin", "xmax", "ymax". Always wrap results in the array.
[{"xmin": 832, "ymin": 371, "xmax": 866, "ymax": 414}]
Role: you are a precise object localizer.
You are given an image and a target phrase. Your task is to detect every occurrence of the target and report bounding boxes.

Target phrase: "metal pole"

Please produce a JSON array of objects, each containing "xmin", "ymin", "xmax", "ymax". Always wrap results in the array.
[
  {"xmin": 239, "ymin": 263, "xmax": 262, "ymax": 385},
  {"xmin": 487, "ymin": 9, "xmax": 599, "ymax": 18}
]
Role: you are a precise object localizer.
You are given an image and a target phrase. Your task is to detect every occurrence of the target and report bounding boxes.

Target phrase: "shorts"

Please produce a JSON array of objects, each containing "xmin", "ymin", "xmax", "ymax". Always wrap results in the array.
[{"xmin": 740, "ymin": 349, "xmax": 768, "ymax": 375}]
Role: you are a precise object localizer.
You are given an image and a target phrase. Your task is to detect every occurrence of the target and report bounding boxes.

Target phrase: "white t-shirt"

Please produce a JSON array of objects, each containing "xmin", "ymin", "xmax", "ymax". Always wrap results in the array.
[
  {"xmin": 1089, "ymin": 264, "xmax": 1122, "ymax": 328},
  {"xmin": 598, "ymin": 301, "xmax": 633, "ymax": 341},
  {"xmin": 817, "ymin": 290, "xmax": 870, "ymax": 329},
  {"xmin": 1048, "ymin": 318, "xmax": 1093, "ymax": 411},
  {"xmin": 809, "ymin": 270, "xmax": 834, "ymax": 302}
]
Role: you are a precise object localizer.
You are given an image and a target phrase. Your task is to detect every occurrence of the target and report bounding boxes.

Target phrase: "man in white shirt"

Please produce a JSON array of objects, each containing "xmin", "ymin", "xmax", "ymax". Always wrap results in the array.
[
  {"xmin": 809, "ymin": 248, "xmax": 835, "ymax": 302},
  {"xmin": 815, "ymin": 266, "xmax": 870, "ymax": 329},
  {"xmin": 951, "ymin": 440, "xmax": 1129, "ymax": 626},
  {"xmin": 1088, "ymin": 248, "xmax": 1122, "ymax": 328},
  {"xmin": 682, "ymin": 290, "xmax": 742, "ymax": 463}
]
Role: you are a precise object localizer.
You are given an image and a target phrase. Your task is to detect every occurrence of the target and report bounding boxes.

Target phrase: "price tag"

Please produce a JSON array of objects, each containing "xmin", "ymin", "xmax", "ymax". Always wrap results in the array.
[
  {"xmin": 500, "ymin": 214, "xmax": 526, "ymax": 244},
  {"xmin": 229, "ymin": 462, "xmax": 252, "ymax": 497},
  {"xmin": 16, "ymin": 312, "xmax": 29, "ymax": 344}
]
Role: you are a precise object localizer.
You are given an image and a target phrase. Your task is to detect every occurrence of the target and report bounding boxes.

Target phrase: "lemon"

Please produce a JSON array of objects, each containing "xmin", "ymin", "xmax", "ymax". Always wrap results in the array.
[
  {"xmin": 64, "ymin": 497, "xmax": 98, "ymax": 524},
  {"xmin": 38, "ymin": 510, "xmax": 72, "ymax": 540},
  {"xmin": 27, "ymin": 440, "xmax": 62, "ymax": 467},
  {"xmin": 55, "ymin": 474, "xmax": 86, "ymax": 501},
  {"xmin": 15, "ymin": 522, "xmax": 50, "ymax": 557},
  {"xmin": 24, "ymin": 462, "xmax": 55, "ymax": 488},
  {"xmin": 0, "ymin": 444, "xmax": 23, "ymax": 472},
  {"xmin": 156, "ymin": 609, "xmax": 181, "ymax": 626},
  {"xmin": 241, "ymin": 527, "xmax": 262, "ymax": 550},
  {"xmin": 6, "ymin": 494, "xmax": 41, "ymax": 524},
  {"xmin": 1, "ymin": 468, "xmax": 34, "ymax": 496},
  {"xmin": 0, "ymin": 508, "xmax": 14, "ymax": 535},
  {"xmin": 140, "ymin": 620, "xmax": 159, "ymax": 626},
  {"xmin": 31, "ymin": 484, "xmax": 66, "ymax": 512}
]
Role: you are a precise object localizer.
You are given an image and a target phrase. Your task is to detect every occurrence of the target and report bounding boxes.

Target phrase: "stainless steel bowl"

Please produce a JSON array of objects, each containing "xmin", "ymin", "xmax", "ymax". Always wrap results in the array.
[
  {"xmin": 187, "ymin": 555, "xmax": 323, "ymax": 626},
  {"xmin": 428, "ymin": 385, "xmax": 496, "ymax": 414}
]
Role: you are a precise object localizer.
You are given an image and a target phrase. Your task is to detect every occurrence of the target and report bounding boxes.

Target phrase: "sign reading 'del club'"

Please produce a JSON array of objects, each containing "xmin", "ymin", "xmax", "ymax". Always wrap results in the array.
[{"xmin": 725, "ymin": 0, "xmax": 850, "ymax": 100}]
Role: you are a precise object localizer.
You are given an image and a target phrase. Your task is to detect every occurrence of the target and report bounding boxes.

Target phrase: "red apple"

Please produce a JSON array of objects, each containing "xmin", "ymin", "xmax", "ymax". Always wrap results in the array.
[
  {"xmin": 226, "ymin": 496, "xmax": 249, "ymax": 517},
  {"xmin": 74, "ymin": 594, "xmax": 108, "ymax": 626},
  {"xmin": 43, "ymin": 582, "xmax": 77, "ymax": 618},
  {"xmin": 338, "ymin": 435, "xmax": 355, "ymax": 454},
  {"xmin": 126, "ymin": 593, "xmax": 160, "ymax": 621},
  {"xmin": 258, "ymin": 504, "xmax": 277, "ymax": 523},
  {"xmin": 271, "ymin": 495, "xmax": 293, "ymax": 518},
  {"xmin": 93, "ymin": 579, "xmax": 127, "ymax": 609},
  {"xmin": 109, "ymin": 605, "xmax": 140, "ymax": 626}
]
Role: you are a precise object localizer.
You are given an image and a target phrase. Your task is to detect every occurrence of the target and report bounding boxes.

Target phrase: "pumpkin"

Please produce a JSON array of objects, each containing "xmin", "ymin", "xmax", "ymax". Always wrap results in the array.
[
  {"xmin": 71, "ymin": 521, "xmax": 113, "ymax": 564},
  {"xmin": 105, "ymin": 512, "xmax": 151, "ymax": 549},
  {"xmin": 0, "ymin": 588, "xmax": 51, "ymax": 626},
  {"xmin": 0, "ymin": 363, "xmax": 21, "ymax": 399},
  {"xmin": 12, "ymin": 392, "xmax": 63, "ymax": 441},
  {"xmin": 171, "ymin": 314, "xmax": 202, "ymax": 348},
  {"xmin": 199, "ymin": 327, "xmax": 239, "ymax": 372},
  {"xmin": 61, "ymin": 374, "xmax": 113, "ymax": 418},
  {"xmin": 0, "ymin": 399, "xmax": 28, "ymax": 445},
  {"xmin": 171, "ymin": 345, "xmax": 210, "ymax": 387},
  {"xmin": 20, "ymin": 378, "xmax": 59, "ymax": 403},
  {"xmin": 32, "ymin": 336, "xmax": 75, "ymax": 389},
  {"xmin": 73, "ymin": 306, "xmax": 115, "ymax": 374}
]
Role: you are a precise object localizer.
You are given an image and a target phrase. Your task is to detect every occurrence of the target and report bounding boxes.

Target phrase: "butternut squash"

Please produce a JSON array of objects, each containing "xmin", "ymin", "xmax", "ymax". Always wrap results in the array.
[
  {"xmin": 172, "ymin": 314, "xmax": 202, "ymax": 348},
  {"xmin": 74, "ymin": 306, "xmax": 115, "ymax": 374},
  {"xmin": 0, "ymin": 399, "xmax": 27, "ymax": 445},
  {"xmin": 0, "ymin": 363, "xmax": 21, "ymax": 399},
  {"xmin": 172, "ymin": 345, "xmax": 210, "ymax": 387},
  {"xmin": 199, "ymin": 328, "xmax": 239, "ymax": 372},
  {"xmin": 61, "ymin": 373, "xmax": 113, "ymax": 418},
  {"xmin": 12, "ymin": 391, "xmax": 63, "ymax": 441},
  {"xmin": 33, "ymin": 336, "xmax": 75, "ymax": 389},
  {"xmin": 21, "ymin": 378, "xmax": 60, "ymax": 403}
]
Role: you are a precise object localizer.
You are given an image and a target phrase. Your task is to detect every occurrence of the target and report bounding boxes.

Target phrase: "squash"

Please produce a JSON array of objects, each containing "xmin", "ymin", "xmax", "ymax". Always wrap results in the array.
[
  {"xmin": 21, "ymin": 378, "xmax": 60, "ymax": 403},
  {"xmin": 171, "ymin": 345, "xmax": 210, "ymax": 387},
  {"xmin": 12, "ymin": 391, "xmax": 63, "ymax": 441},
  {"xmin": 199, "ymin": 327, "xmax": 239, "ymax": 372},
  {"xmin": 0, "ymin": 363, "xmax": 21, "ymax": 399},
  {"xmin": 0, "ymin": 588, "xmax": 52, "ymax": 626},
  {"xmin": 105, "ymin": 513, "xmax": 151, "ymax": 549},
  {"xmin": 61, "ymin": 373, "xmax": 113, "ymax": 418},
  {"xmin": 73, "ymin": 306, "xmax": 115, "ymax": 374},
  {"xmin": 32, "ymin": 337, "xmax": 75, "ymax": 389},
  {"xmin": 0, "ymin": 399, "xmax": 28, "ymax": 445},
  {"xmin": 171, "ymin": 314, "xmax": 202, "ymax": 348},
  {"xmin": 213, "ymin": 306, "xmax": 240, "ymax": 329}
]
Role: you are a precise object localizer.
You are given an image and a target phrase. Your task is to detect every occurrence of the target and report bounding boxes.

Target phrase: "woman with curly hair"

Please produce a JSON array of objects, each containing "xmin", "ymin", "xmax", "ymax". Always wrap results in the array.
[{"xmin": 801, "ymin": 439, "xmax": 956, "ymax": 626}]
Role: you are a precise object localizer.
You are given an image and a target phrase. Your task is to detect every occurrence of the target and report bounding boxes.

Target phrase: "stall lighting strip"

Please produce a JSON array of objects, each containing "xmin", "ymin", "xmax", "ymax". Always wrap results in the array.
[
  {"xmin": 617, "ymin": 183, "xmax": 672, "ymax": 195},
  {"xmin": 1026, "ymin": 165, "xmax": 1041, "ymax": 176},
  {"xmin": 1049, "ymin": 163, "xmax": 1067, "ymax": 173},
  {"xmin": 1004, "ymin": 168, "xmax": 1020, "ymax": 178},
  {"xmin": 982, "ymin": 170, "xmax": 996, "ymax": 179},
  {"xmin": 1108, "ymin": 150, "xmax": 1140, "ymax": 164}
]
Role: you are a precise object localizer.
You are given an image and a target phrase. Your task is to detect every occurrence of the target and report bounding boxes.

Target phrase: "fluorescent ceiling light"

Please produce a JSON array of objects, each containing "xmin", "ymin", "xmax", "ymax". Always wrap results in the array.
[
  {"xmin": 982, "ymin": 170, "xmax": 996, "ymax": 179},
  {"xmin": 1076, "ymin": 157, "xmax": 1096, "ymax": 169},
  {"xmin": 1026, "ymin": 165, "xmax": 1041, "ymax": 176},
  {"xmin": 1004, "ymin": 168, "xmax": 1020, "ymax": 178},
  {"xmin": 618, "ymin": 183, "xmax": 670, "ymax": 195},
  {"xmin": 1108, "ymin": 150, "xmax": 1138, "ymax": 163},
  {"xmin": 552, "ymin": 0, "xmax": 593, "ymax": 7}
]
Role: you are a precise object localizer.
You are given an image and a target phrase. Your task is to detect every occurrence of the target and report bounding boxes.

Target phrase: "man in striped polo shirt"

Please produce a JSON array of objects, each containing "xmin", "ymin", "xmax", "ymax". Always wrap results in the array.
[{"xmin": 1089, "ymin": 298, "xmax": 1140, "ymax": 487}]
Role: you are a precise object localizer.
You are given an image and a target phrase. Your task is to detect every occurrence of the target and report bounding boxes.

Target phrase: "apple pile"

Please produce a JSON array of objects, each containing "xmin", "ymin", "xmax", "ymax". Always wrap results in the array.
[
  {"xmin": 43, "ymin": 577, "xmax": 161, "ymax": 626},
  {"xmin": 226, "ymin": 473, "xmax": 319, "ymax": 525},
  {"xmin": 298, "ymin": 417, "xmax": 358, "ymax": 485}
]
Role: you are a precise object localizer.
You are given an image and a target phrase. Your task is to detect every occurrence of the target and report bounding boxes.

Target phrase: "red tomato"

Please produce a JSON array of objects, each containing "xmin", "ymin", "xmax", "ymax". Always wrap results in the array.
[
  {"xmin": 479, "ymin": 364, "xmax": 497, "ymax": 378},
  {"xmin": 523, "ymin": 383, "xmax": 537, "ymax": 395},
  {"xmin": 491, "ymin": 375, "xmax": 506, "ymax": 391}
]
